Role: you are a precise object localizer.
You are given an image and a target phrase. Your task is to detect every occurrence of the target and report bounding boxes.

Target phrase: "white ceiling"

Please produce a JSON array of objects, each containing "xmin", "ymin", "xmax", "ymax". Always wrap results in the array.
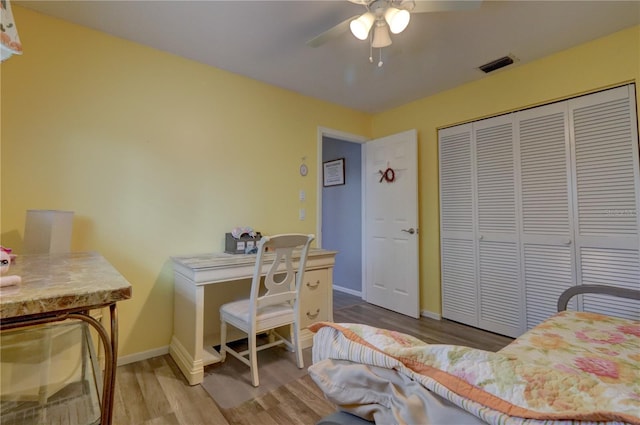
[{"xmin": 17, "ymin": 0, "xmax": 640, "ymax": 113}]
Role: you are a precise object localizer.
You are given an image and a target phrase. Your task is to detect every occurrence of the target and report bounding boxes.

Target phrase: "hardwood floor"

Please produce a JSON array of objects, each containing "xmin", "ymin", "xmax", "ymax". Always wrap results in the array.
[
  {"xmin": 112, "ymin": 291, "xmax": 513, "ymax": 425},
  {"xmin": 332, "ymin": 292, "xmax": 513, "ymax": 352}
]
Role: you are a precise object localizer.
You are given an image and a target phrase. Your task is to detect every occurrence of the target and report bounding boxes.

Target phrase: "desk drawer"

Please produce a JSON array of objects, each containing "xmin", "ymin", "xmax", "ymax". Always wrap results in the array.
[{"xmin": 299, "ymin": 269, "xmax": 329, "ymax": 329}]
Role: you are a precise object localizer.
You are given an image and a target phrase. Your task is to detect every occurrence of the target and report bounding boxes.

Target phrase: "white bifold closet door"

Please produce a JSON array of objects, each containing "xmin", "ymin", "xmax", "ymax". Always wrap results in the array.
[
  {"xmin": 439, "ymin": 84, "xmax": 640, "ymax": 337},
  {"xmin": 517, "ymin": 102, "xmax": 577, "ymax": 329},
  {"xmin": 439, "ymin": 124, "xmax": 477, "ymax": 326},
  {"xmin": 569, "ymin": 86, "xmax": 640, "ymax": 320},
  {"xmin": 474, "ymin": 115, "xmax": 522, "ymax": 337}
]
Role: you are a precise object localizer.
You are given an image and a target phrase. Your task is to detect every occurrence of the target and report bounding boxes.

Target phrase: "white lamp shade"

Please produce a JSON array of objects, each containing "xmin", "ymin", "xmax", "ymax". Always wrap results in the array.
[
  {"xmin": 371, "ymin": 25, "xmax": 392, "ymax": 48},
  {"xmin": 350, "ymin": 12, "xmax": 375, "ymax": 40},
  {"xmin": 24, "ymin": 210, "xmax": 74, "ymax": 254},
  {"xmin": 385, "ymin": 7, "xmax": 410, "ymax": 34}
]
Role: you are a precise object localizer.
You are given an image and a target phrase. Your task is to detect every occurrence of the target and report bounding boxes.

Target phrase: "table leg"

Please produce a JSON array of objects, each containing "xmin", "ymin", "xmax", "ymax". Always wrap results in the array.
[
  {"xmin": 2, "ymin": 309, "xmax": 118, "ymax": 424},
  {"xmin": 108, "ymin": 304, "xmax": 118, "ymax": 424},
  {"xmin": 68, "ymin": 307, "xmax": 117, "ymax": 425}
]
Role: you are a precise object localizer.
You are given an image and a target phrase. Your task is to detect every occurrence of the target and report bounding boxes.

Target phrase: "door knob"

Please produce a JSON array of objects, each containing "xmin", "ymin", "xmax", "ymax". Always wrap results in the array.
[{"xmin": 401, "ymin": 228, "xmax": 416, "ymax": 235}]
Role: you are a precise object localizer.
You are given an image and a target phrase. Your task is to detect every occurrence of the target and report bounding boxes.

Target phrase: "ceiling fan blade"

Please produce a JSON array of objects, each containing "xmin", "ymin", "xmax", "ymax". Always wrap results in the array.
[
  {"xmin": 409, "ymin": 0, "xmax": 482, "ymax": 14},
  {"xmin": 306, "ymin": 15, "xmax": 360, "ymax": 48}
]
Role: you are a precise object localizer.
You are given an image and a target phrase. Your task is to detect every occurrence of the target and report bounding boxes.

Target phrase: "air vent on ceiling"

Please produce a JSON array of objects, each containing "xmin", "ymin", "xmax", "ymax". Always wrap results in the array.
[{"xmin": 478, "ymin": 55, "xmax": 515, "ymax": 73}]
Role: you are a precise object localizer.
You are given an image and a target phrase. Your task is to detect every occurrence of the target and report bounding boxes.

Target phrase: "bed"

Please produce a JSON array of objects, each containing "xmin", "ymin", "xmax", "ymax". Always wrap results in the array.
[{"xmin": 309, "ymin": 285, "xmax": 640, "ymax": 425}]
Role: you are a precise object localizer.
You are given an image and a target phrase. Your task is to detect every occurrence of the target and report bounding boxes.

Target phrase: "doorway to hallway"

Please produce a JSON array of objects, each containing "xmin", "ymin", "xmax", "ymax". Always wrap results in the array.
[{"xmin": 321, "ymin": 135, "xmax": 364, "ymax": 297}]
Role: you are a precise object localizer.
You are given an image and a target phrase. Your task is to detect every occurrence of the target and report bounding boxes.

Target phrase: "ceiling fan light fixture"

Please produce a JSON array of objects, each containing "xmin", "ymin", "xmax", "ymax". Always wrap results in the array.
[
  {"xmin": 371, "ymin": 24, "xmax": 392, "ymax": 48},
  {"xmin": 385, "ymin": 7, "xmax": 410, "ymax": 34},
  {"xmin": 350, "ymin": 12, "xmax": 375, "ymax": 40}
]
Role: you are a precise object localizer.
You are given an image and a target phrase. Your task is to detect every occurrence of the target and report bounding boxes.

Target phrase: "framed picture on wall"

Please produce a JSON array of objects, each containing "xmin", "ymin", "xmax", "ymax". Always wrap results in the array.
[{"xmin": 323, "ymin": 158, "xmax": 345, "ymax": 187}]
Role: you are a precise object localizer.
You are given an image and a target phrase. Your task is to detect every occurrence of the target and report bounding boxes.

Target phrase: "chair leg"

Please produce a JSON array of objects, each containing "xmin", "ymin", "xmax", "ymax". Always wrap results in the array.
[
  {"xmin": 248, "ymin": 332, "xmax": 259, "ymax": 387},
  {"xmin": 219, "ymin": 320, "xmax": 227, "ymax": 362},
  {"xmin": 293, "ymin": 324, "xmax": 304, "ymax": 369}
]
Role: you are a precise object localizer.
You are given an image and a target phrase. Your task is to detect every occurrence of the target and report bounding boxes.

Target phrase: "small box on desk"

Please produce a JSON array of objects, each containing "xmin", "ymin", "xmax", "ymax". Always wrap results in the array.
[{"xmin": 225, "ymin": 233, "xmax": 262, "ymax": 254}]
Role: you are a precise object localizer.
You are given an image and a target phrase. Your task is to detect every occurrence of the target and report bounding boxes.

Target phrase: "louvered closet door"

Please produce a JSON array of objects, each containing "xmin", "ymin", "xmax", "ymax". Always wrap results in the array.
[
  {"xmin": 474, "ymin": 115, "xmax": 522, "ymax": 338},
  {"xmin": 516, "ymin": 103, "xmax": 577, "ymax": 330},
  {"xmin": 439, "ymin": 123, "xmax": 477, "ymax": 326},
  {"xmin": 569, "ymin": 85, "xmax": 640, "ymax": 320}
]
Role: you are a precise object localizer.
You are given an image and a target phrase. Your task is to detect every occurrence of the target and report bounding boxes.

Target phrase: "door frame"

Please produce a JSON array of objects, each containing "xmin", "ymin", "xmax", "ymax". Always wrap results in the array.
[{"xmin": 317, "ymin": 127, "xmax": 368, "ymax": 297}]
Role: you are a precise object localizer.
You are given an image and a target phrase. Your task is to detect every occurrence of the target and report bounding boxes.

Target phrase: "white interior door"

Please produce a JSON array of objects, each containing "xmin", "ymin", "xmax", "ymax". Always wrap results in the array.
[{"xmin": 363, "ymin": 130, "xmax": 419, "ymax": 318}]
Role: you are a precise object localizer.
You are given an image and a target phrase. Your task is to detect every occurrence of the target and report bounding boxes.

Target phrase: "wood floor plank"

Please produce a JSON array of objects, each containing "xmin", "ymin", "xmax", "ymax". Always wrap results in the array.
[
  {"xmin": 260, "ymin": 403, "xmax": 298, "ymax": 425},
  {"xmin": 112, "ymin": 364, "xmax": 129, "ymax": 424},
  {"xmin": 105, "ymin": 290, "xmax": 513, "ymax": 425},
  {"xmin": 284, "ymin": 377, "xmax": 335, "ymax": 418},
  {"xmin": 133, "ymin": 359, "xmax": 173, "ymax": 420},
  {"xmin": 190, "ymin": 382, "xmax": 232, "ymax": 424},
  {"xmin": 144, "ymin": 412, "xmax": 181, "ymax": 425},
  {"xmin": 269, "ymin": 384, "xmax": 322, "ymax": 424},
  {"xmin": 222, "ymin": 399, "xmax": 264, "ymax": 421},
  {"xmin": 153, "ymin": 356, "xmax": 229, "ymax": 425},
  {"xmin": 116, "ymin": 363, "xmax": 151, "ymax": 423},
  {"xmin": 333, "ymin": 294, "xmax": 513, "ymax": 350},
  {"xmin": 252, "ymin": 410, "xmax": 281, "ymax": 425},
  {"xmin": 253, "ymin": 391, "xmax": 280, "ymax": 411}
]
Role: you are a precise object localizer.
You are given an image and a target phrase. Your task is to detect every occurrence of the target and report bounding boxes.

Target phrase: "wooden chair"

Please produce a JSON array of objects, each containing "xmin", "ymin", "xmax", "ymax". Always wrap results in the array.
[{"xmin": 219, "ymin": 233, "xmax": 315, "ymax": 387}]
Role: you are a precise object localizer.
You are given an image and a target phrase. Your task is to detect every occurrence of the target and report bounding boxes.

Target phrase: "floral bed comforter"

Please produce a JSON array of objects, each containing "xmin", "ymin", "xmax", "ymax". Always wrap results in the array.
[{"xmin": 309, "ymin": 311, "xmax": 640, "ymax": 425}]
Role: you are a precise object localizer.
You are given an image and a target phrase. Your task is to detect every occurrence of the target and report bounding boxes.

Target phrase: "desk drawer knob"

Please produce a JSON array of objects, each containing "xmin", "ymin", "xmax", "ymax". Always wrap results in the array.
[
  {"xmin": 306, "ymin": 308, "xmax": 320, "ymax": 319},
  {"xmin": 306, "ymin": 280, "xmax": 320, "ymax": 289}
]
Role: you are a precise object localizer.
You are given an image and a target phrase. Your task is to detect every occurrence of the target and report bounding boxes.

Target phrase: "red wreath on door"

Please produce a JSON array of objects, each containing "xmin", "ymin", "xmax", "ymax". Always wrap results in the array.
[{"xmin": 378, "ymin": 167, "xmax": 395, "ymax": 183}]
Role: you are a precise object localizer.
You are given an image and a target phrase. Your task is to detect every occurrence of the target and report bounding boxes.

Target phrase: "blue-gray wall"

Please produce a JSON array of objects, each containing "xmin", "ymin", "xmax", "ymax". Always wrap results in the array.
[{"xmin": 322, "ymin": 137, "xmax": 362, "ymax": 293}]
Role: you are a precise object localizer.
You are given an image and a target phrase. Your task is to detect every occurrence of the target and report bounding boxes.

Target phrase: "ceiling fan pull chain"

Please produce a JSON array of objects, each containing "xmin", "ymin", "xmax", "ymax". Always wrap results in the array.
[
  {"xmin": 378, "ymin": 48, "xmax": 384, "ymax": 67},
  {"xmin": 369, "ymin": 32, "xmax": 374, "ymax": 63}
]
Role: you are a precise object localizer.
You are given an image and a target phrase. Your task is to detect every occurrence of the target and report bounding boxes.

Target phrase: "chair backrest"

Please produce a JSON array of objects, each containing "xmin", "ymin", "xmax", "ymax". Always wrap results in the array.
[{"xmin": 250, "ymin": 233, "xmax": 315, "ymax": 312}]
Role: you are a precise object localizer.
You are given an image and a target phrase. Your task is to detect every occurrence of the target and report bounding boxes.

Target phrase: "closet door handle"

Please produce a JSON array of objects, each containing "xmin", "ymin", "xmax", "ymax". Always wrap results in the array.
[
  {"xmin": 564, "ymin": 239, "xmax": 572, "ymax": 245},
  {"xmin": 401, "ymin": 228, "xmax": 416, "ymax": 235}
]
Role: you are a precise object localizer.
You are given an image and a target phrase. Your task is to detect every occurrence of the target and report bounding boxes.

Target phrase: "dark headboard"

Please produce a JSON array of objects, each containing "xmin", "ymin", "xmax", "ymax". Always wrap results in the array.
[{"xmin": 557, "ymin": 285, "xmax": 640, "ymax": 312}]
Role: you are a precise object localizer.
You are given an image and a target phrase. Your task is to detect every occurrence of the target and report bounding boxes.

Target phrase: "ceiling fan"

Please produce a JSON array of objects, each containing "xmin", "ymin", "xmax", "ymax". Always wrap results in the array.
[{"xmin": 307, "ymin": 0, "xmax": 481, "ymax": 66}]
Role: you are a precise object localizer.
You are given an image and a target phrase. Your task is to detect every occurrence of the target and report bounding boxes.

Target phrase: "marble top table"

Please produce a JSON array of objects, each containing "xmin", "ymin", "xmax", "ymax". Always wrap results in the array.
[
  {"xmin": 0, "ymin": 251, "xmax": 132, "ymax": 425},
  {"xmin": 1, "ymin": 251, "xmax": 132, "ymax": 320}
]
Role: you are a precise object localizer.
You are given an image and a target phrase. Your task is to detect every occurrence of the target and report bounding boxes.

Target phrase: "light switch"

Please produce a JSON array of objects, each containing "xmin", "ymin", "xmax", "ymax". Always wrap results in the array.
[
  {"xmin": 299, "ymin": 190, "xmax": 306, "ymax": 201},
  {"xmin": 299, "ymin": 208, "xmax": 306, "ymax": 221}
]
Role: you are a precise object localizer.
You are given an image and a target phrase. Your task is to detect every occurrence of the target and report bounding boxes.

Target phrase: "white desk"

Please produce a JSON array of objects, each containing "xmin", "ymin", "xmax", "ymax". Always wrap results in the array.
[{"xmin": 169, "ymin": 249, "xmax": 336, "ymax": 386}]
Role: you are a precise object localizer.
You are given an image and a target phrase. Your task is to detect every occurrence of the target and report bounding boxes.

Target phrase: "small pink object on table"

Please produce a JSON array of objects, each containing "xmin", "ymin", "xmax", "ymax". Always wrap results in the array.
[{"xmin": 0, "ymin": 247, "xmax": 21, "ymax": 287}]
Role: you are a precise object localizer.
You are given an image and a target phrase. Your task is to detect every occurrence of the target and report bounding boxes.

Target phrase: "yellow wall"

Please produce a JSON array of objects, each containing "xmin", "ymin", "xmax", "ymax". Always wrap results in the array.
[
  {"xmin": 372, "ymin": 25, "xmax": 640, "ymax": 315},
  {"xmin": 2, "ymin": 6, "xmax": 638, "ymax": 357},
  {"xmin": 0, "ymin": 7, "xmax": 370, "ymax": 357}
]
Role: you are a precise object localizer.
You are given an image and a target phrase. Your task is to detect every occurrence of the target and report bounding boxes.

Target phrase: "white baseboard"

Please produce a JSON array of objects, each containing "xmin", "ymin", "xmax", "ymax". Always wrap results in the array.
[
  {"xmin": 333, "ymin": 285, "xmax": 362, "ymax": 298},
  {"xmin": 118, "ymin": 345, "xmax": 169, "ymax": 366},
  {"xmin": 421, "ymin": 309, "xmax": 441, "ymax": 320}
]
